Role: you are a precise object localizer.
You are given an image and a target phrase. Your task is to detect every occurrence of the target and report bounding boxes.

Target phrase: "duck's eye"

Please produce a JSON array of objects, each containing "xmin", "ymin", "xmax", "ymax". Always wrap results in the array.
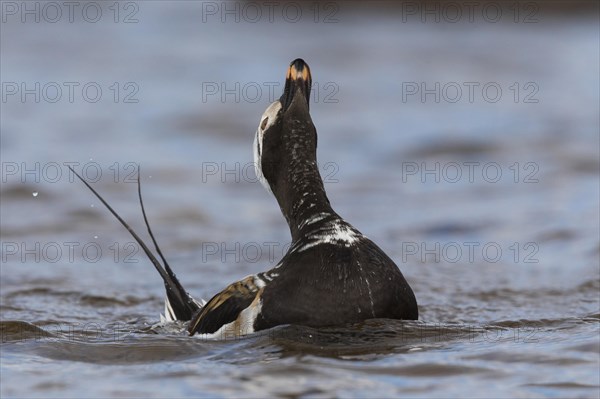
[{"xmin": 260, "ymin": 117, "xmax": 269, "ymax": 131}]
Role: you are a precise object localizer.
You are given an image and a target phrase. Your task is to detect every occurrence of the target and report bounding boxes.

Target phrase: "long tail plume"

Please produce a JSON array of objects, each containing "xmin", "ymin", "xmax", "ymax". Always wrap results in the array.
[{"xmin": 68, "ymin": 165, "xmax": 200, "ymax": 320}]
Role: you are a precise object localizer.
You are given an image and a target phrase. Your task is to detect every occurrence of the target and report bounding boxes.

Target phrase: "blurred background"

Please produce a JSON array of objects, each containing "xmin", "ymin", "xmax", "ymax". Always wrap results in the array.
[{"xmin": 1, "ymin": 1, "xmax": 599, "ymax": 398}]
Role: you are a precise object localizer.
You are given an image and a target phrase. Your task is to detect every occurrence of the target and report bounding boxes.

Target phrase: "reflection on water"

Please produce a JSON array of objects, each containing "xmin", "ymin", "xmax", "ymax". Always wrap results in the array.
[{"xmin": 1, "ymin": 2, "xmax": 599, "ymax": 398}]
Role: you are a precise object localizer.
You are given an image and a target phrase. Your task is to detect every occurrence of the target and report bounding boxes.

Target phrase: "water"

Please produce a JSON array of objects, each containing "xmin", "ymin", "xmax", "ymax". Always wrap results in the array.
[{"xmin": 1, "ymin": 2, "xmax": 599, "ymax": 398}]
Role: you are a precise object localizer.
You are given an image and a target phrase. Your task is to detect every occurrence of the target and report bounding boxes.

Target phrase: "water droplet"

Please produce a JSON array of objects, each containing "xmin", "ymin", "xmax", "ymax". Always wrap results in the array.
[
  {"xmin": 32, "ymin": 192, "xmax": 38, "ymax": 197},
  {"xmin": 90, "ymin": 204, "xmax": 94, "ymax": 208},
  {"xmin": 89, "ymin": 158, "xmax": 93, "ymax": 161},
  {"xmin": 94, "ymin": 235, "xmax": 98, "ymax": 239},
  {"xmin": 149, "ymin": 175, "xmax": 152, "ymax": 179}
]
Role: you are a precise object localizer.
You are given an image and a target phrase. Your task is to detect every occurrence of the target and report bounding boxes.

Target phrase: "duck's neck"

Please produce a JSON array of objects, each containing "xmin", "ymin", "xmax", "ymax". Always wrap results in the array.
[{"xmin": 273, "ymin": 154, "xmax": 334, "ymax": 242}]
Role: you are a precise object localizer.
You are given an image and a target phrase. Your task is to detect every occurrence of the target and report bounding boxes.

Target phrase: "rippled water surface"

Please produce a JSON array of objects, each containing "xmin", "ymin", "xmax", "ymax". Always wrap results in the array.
[{"xmin": 1, "ymin": 2, "xmax": 599, "ymax": 398}]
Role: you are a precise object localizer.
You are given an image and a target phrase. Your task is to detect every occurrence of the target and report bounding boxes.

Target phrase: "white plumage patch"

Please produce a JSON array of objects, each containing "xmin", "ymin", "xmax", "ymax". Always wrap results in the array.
[
  {"xmin": 161, "ymin": 298, "xmax": 176, "ymax": 323},
  {"xmin": 160, "ymin": 297, "xmax": 206, "ymax": 324},
  {"xmin": 329, "ymin": 223, "xmax": 361, "ymax": 244},
  {"xmin": 299, "ymin": 221, "xmax": 363, "ymax": 253},
  {"xmin": 254, "ymin": 101, "xmax": 282, "ymax": 193}
]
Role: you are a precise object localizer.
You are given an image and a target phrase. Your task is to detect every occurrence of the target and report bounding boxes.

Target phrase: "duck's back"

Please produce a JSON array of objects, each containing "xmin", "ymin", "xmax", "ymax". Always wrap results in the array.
[{"xmin": 255, "ymin": 225, "xmax": 418, "ymax": 330}]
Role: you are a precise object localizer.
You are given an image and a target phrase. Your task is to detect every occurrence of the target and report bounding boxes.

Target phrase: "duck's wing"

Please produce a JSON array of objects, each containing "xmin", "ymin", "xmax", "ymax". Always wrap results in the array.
[{"xmin": 188, "ymin": 275, "xmax": 265, "ymax": 336}]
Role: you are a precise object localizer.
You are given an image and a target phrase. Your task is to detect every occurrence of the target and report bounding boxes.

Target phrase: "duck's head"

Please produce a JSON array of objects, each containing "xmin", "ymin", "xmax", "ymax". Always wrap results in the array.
[{"xmin": 253, "ymin": 58, "xmax": 316, "ymax": 197}]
